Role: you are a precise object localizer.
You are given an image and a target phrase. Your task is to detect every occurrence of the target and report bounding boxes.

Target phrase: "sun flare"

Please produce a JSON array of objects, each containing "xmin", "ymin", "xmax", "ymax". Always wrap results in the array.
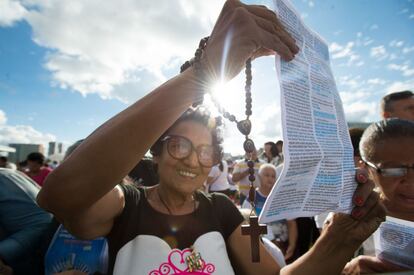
[{"xmin": 204, "ymin": 79, "xmax": 245, "ymax": 118}]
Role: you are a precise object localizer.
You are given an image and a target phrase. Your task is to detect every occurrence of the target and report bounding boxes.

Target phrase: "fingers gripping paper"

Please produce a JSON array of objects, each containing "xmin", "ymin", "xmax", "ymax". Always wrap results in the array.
[{"xmin": 259, "ymin": 0, "xmax": 356, "ymax": 223}]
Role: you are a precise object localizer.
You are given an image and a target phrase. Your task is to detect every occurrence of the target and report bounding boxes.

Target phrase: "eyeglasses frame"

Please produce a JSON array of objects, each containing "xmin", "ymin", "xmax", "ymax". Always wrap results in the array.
[
  {"xmin": 161, "ymin": 135, "xmax": 218, "ymax": 168},
  {"xmin": 363, "ymin": 159, "xmax": 414, "ymax": 177}
]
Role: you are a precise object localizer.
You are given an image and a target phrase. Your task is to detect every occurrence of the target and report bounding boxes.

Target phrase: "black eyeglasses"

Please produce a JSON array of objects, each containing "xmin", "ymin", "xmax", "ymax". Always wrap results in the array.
[
  {"xmin": 161, "ymin": 135, "xmax": 217, "ymax": 168},
  {"xmin": 364, "ymin": 160, "xmax": 414, "ymax": 177}
]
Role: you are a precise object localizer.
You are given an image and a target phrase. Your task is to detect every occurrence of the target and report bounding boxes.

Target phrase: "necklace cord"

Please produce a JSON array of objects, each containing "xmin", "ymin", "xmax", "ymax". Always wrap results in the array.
[{"xmin": 156, "ymin": 188, "xmax": 196, "ymax": 215}]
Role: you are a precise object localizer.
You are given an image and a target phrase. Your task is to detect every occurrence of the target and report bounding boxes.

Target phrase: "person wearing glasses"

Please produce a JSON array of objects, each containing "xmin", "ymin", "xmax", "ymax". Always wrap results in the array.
[
  {"xmin": 37, "ymin": 1, "xmax": 385, "ymax": 274},
  {"xmin": 343, "ymin": 118, "xmax": 414, "ymax": 274}
]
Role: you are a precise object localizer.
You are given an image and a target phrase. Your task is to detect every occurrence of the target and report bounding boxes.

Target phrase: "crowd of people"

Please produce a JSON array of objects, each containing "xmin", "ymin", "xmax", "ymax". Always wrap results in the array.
[{"xmin": 1, "ymin": 1, "xmax": 413, "ymax": 274}]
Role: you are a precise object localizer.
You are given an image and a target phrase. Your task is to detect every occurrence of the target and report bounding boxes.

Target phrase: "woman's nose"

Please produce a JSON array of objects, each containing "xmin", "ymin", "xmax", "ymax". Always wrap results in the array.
[{"xmin": 182, "ymin": 150, "xmax": 199, "ymax": 167}]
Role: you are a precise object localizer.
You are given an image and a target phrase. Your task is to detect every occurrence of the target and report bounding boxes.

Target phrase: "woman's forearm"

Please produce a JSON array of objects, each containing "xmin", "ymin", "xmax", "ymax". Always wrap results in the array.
[
  {"xmin": 38, "ymin": 68, "xmax": 201, "ymax": 217},
  {"xmin": 287, "ymin": 220, "xmax": 298, "ymax": 252}
]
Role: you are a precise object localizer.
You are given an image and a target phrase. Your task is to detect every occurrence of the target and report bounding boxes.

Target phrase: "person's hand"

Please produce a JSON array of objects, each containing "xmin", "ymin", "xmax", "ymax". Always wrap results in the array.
[
  {"xmin": 0, "ymin": 258, "xmax": 13, "ymax": 275},
  {"xmin": 323, "ymin": 168, "xmax": 386, "ymax": 249},
  {"xmin": 203, "ymin": 0, "xmax": 299, "ymax": 82},
  {"xmin": 342, "ymin": 255, "xmax": 407, "ymax": 275},
  {"xmin": 284, "ymin": 245, "xmax": 295, "ymax": 260}
]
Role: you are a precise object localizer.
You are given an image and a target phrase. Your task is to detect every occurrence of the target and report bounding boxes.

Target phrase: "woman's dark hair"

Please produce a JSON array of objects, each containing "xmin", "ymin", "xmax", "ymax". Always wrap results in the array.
[
  {"xmin": 218, "ymin": 160, "xmax": 224, "ymax": 172},
  {"xmin": 265, "ymin": 141, "xmax": 278, "ymax": 158},
  {"xmin": 349, "ymin": 127, "xmax": 365, "ymax": 157},
  {"xmin": 150, "ymin": 106, "xmax": 223, "ymax": 164},
  {"xmin": 360, "ymin": 118, "xmax": 414, "ymax": 162},
  {"xmin": 128, "ymin": 157, "xmax": 159, "ymax": 186}
]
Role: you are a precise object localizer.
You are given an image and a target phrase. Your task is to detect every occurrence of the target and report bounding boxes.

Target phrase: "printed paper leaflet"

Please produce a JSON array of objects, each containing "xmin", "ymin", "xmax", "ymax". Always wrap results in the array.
[
  {"xmin": 374, "ymin": 217, "xmax": 414, "ymax": 269},
  {"xmin": 260, "ymin": 0, "xmax": 356, "ymax": 223}
]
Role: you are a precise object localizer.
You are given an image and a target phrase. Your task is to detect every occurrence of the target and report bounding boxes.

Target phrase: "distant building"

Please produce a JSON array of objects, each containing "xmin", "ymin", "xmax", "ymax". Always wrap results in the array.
[
  {"xmin": 8, "ymin": 143, "xmax": 45, "ymax": 163},
  {"xmin": 48, "ymin": 141, "xmax": 63, "ymax": 156},
  {"xmin": 58, "ymin": 143, "xmax": 63, "ymax": 154}
]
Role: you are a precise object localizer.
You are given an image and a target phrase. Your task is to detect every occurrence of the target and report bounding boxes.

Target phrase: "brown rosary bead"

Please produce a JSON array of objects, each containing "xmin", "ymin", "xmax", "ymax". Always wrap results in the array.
[{"xmin": 248, "ymin": 185, "xmax": 256, "ymax": 203}]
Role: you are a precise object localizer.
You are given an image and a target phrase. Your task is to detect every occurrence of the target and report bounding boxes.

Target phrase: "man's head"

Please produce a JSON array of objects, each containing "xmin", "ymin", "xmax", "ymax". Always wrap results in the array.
[
  {"xmin": 380, "ymin": 90, "xmax": 414, "ymax": 121},
  {"xmin": 245, "ymin": 147, "xmax": 258, "ymax": 161},
  {"xmin": 26, "ymin": 152, "xmax": 45, "ymax": 172}
]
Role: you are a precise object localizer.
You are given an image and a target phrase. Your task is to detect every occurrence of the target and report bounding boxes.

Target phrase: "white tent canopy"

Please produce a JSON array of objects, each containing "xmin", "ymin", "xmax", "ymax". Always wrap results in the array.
[
  {"xmin": 0, "ymin": 145, "xmax": 16, "ymax": 153},
  {"xmin": 0, "ymin": 145, "xmax": 16, "ymax": 156}
]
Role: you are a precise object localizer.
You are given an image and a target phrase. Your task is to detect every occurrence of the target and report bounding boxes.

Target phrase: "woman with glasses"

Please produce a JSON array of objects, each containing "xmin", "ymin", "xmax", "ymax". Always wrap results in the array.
[
  {"xmin": 343, "ymin": 118, "xmax": 414, "ymax": 274},
  {"xmin": 37, "ymin": 1, "xmax": 385, "ymax": 274}
]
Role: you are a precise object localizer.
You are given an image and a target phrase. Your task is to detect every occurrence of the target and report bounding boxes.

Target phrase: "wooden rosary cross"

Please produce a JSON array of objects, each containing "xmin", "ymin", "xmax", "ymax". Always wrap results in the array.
[{"xmin": 241, "ymin": 215, "xmax": 267, "ymax": 262}]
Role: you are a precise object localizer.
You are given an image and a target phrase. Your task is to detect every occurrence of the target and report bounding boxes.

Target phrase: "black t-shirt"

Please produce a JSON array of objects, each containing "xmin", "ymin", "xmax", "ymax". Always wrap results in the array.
[{"xmin": 106, "ymin": 184, "xmax": 244, "ymax": 274}]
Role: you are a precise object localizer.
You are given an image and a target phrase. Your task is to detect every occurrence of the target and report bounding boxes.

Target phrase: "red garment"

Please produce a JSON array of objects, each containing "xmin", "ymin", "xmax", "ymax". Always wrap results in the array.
[{"xmin": 27, "ymin": 167, "xmax": 52, "ymax": 186}]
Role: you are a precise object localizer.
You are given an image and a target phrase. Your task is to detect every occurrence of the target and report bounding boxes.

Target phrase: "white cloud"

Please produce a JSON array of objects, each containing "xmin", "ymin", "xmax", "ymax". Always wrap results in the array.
[
  {"xmin": 0, "ymin": 0, "xmax": 27, "ymax": 27},
  {"xmin": 389, "ymin": 40, "xmax": 404, "ymax": 47},
  {"xmin": 0, "ymin": 125, "xmax": 56, "ymax": 145},
  {"xmin": 402, "ymin": 46, "xmax": 414, "ymax": 54},
  {"xmin": 409, "ymin": 14, "xmax": 414, "ymax": 19},
  {"xmin": 301, "ymin": 0, "xmax": 314, "ymax": 8},
  {"xmin": 389, "ymin": 53, "xmax": 398, "ymax": 61},
  {"xmin": 337, "ymin": 75, "xmax": 363, "ymax": 90},
  {"xmin": 0, "ymin": 110, "xmax": 7, "ymax": 125},
  {"xmin": 329, "ymin": 42, "xmax": 343, "ymax": 53},
  {"xmin": 399, "ymin": 8, "xmax": 409, "ymax": 14},
  {"xmin": 355, "ymin": 61, "xmax": 364, "ymax": 67},
  {"xmin": 369, "ymin": 24, "xmax": 378, "ymax": 30},
  {"xmin": 339, "ymin": 89, "xmax": 380, "ymax": 123},
  {"xmin": 0, "ymin": 109, "xmax": 56, "ymax": 146},
  {"xmin": 339, "ymin": 89, "xmax": 370, "ymax": 105},
  {"xmin": 387, "ymin": 63, "xmax": 414, "ymax": 77},
  {"xmin": 257, "ymin": 103, "xmax": 282, "ymax": 138},
  {"xmin": 18, "ymin": 0, "xmax": 223, "ymax": 103},
  {"xmin": 367, "ymin": 78, "xmax": 387, "ymax": 85},
  {"xmin": 329, "ymin": 41, "xmax": 362, "ymax": 66},
  {"xmin": 386, "ymin": 79, "xmax": 414, "ymax": 94},
  {"xmin": 330, "ymin": 42, "xmax": 354, "ymax": 58},
  {"xmin": 343, "ymin": 101, "xmax": 378, "ymax": 122},
  {"xmin": 363, "ymin": 38, "xmax": 374, "ymax": 46},
  {"xmin": 370, "ymin": 45, "xmax": 388, "ymax": 61}
]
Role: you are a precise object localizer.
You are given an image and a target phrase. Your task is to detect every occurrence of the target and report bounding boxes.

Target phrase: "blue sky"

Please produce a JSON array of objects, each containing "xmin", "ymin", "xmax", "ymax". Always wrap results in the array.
[{"xmin": 0, "ymin": 0, "xmax": 413, "ymax": 156}]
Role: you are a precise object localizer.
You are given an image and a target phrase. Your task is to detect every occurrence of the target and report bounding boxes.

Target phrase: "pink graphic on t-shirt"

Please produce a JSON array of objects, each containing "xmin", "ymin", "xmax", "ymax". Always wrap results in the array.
[{"xmin": 149, "ymin": 248, "xmax": 215, "ymax": 275}]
